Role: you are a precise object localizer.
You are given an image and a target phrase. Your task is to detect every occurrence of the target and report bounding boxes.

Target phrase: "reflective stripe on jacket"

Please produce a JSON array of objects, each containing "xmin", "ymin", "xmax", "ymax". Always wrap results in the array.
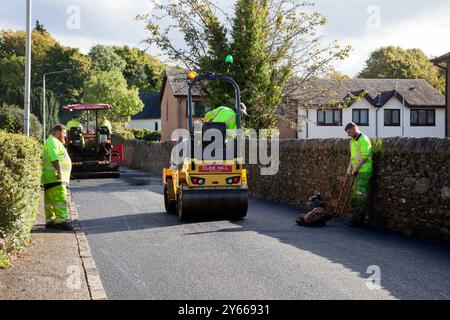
[
  {"xmin": 42, "ymin": 135, "xmax": 72, "ymax": 186},
  {"xmin": 350, "ymin": 133, "xmax": 373, "ymax": 173}
]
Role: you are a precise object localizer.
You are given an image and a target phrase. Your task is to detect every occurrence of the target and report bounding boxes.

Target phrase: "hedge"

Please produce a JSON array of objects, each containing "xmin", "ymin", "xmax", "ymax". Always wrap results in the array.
[
  {"xmin": 0, "ymin": 130, "xmax": 41, "ymax": 266},
  {"xmin": 111, "ymin": 126, "xmax": 162, "ymax": 144},
  {"xmin": 131, "ymin": 128, "xmax": 161, "ymax": 142}
]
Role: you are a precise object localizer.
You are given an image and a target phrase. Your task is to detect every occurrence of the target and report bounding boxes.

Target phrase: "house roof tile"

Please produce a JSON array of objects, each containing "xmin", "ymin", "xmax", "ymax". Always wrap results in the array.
[
  {"xmin": 432, "ymin": 52, "xmax": 450, "ymax": 66},
  {"xmin": 131, "ymin": 92, "xmax": 161, "ymax": 120},
  {"xmin": 164, "ymin": 68, "xmax": 204, "ymax": 97},
  {"xmin": 293, "ymin": 79, "xmax": 445, "ymax": 108}
]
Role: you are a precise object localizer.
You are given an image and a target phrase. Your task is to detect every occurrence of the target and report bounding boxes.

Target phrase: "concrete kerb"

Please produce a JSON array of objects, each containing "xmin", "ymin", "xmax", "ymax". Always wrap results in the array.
[{"xmin": 68, "ymin": 193, "xmax": 107, "ymax": 300}]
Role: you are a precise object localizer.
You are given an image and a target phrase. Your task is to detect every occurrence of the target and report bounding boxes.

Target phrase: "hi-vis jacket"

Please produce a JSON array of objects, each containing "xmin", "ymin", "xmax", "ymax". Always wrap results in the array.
[
  {"xmin": 204, "ymin": 106, "xmax": 237, "ymax": 130},
  {"xmin": 350, "ymin": 133, "xmax": 373, "ymax": 173},
  {"xmin": 41, "ymin": 135, "xmax": 72, "ymax": 187}
]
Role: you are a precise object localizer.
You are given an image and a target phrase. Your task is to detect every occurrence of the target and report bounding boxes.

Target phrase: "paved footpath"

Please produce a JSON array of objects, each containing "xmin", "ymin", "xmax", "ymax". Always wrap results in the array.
[
  {"xmin": 69, "ymin": 167, "xmax": 450, "ymax": 300},
  {"xmin": 0, "ymin": 194, "xmax": 90, "ymax": 300}
]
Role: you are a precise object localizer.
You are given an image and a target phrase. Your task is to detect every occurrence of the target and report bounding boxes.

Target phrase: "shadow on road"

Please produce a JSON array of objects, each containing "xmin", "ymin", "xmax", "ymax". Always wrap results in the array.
[
  {"xmin": 72, "ymin": 170, "xmax": 450, "ymax": 300},
  {"xmin": 79, "ymin": 212, "xmax": 180, "ymax": 235},
  {"xmin": 184, "ymin": 198, "xmax": 450, "ymax": 300}
]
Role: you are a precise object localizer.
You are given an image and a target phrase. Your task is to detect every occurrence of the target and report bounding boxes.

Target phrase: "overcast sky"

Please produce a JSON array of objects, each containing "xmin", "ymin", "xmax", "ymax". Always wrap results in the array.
[{"xmin": 1, "ymin": 0, "xmax": 449, "ymax": 76}]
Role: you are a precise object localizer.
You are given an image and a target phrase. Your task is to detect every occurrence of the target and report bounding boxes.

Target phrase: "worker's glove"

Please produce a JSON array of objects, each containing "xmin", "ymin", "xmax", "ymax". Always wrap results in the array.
[{"xmin": 346, "ymin": 166, "xmax": 353, "ymax": 176}]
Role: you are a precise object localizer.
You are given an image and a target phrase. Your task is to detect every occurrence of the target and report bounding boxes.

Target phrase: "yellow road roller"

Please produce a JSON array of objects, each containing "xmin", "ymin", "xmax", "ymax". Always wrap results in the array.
[{"xmin": 163, "ymin": 72, "xmax": 248, "ymax": 220}]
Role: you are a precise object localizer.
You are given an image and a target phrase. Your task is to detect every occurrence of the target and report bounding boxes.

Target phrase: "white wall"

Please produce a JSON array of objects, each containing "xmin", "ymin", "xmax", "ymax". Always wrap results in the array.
[
  {"xmin": 298, "ymin": 99, "xmax": 375, "ymax": 139},
  {"xmin": 404, "ymin": 108, "xmax": 445, "ymax": 138},
  {"xmin": 377, "ymin": 97, "xmax": 404, "ymax": 138},
  {"xmin": 297, "ymin": 97, "xmax": 445, "ymax": 139},
  {"xmin": 128, "ymin": 119, "xmax": 161, "ymax": 132}
]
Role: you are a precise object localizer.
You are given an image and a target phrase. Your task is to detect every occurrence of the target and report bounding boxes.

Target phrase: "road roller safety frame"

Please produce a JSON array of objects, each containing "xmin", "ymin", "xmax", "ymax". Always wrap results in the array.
[{"xmin": 163, "ymin": 72, "xmax": 249, "ymax": 220}]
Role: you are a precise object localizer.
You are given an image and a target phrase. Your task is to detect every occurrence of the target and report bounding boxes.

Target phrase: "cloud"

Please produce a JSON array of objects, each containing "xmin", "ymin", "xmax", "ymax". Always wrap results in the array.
[
  {"xmin": 0, "ymin": 0, "xmax": 156, "ymax": 51},
  {"xmin": 326, "ymin": 3, "xmax": 450, "ymax": 76},
  {"xmin": 1, "ymin": 0, "xmax": 450, "ymax": 75}
]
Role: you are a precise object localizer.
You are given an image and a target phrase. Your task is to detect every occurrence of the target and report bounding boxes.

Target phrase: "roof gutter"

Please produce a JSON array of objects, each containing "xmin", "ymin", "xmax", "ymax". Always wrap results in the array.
[{"xmin": 375, "ymin": 92, "xmax": 382, "ymax": 138}]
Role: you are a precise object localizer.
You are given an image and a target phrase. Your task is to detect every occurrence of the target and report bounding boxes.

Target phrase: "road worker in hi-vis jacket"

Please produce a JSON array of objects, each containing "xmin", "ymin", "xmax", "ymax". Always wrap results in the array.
[
  {"xmin": 344, "ymin": 122, "xmax": 373, "ymax": 227},
  {"xmin": 42, "ymin": 124, "xmax": 73, "ymax": 231}
]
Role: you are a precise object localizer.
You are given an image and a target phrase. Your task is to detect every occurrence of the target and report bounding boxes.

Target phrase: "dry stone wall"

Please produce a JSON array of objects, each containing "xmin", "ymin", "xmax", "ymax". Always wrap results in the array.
[{"xmin": 121, "ymin": 138, "xmax": 450, "ymax": 242}]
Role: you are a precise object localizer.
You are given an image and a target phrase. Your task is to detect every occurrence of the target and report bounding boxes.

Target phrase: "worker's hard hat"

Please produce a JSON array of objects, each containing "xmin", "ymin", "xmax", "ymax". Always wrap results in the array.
[{"xmin": 240, "ymin": 103, "xmax": 248, "ymax": 116}]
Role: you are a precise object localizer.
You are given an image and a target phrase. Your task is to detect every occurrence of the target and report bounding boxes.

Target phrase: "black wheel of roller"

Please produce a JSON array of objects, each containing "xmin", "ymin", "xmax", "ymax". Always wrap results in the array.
[
  {"xmin": 230, "ymin": 202, "xmax": 248, "ymax": 220},
  {"xmin": 164, "ymin": 187, "xmax": 176, "ymax": 214}
]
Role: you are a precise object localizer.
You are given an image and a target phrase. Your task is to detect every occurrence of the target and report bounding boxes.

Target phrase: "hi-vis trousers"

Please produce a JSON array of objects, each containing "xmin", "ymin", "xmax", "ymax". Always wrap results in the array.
[
  {"xmin": 44, "ymin": 185, "xmax": 68, "ymax": 225},
  {"xmin": 350, "ymin": 172, "xmax": 372, "ymax": 224}
]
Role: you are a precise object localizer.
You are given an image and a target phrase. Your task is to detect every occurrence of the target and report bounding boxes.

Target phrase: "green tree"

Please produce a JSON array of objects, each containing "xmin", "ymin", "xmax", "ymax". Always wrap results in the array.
[
  {"xmin": 0, "ymin": 28, "xmax": 91, "ymax": 124},
  {"xmin": 34, "ymin": 20, "xmax": 47, "ymax": 33},
  {"xmin": 139, "ymin": 0, "xmax": 350, "ymax": 130},
  {"xmin": 2, "ymin": 86, "xmax": 60, "ymax": 136},
  {"xmin": 359, "ymin": 46, "xmax": 445, "ymax": 94},
  {"xmin": 0, "ymin": 29, "xmax": 59, "ymax": 85},
  {"xmin": 113, "ymin": 45, "xmax": 164, "ymax": 92},
  {"xmin": 89, "ymin": 45, "xmax": 126, "ymax": 73},
  {"xmin": 228, "ymin": 0, "xmax": 283, "ymax": 129},
  {"xmin": 43, "ymin": 44, "xmax": 91, "ymax": 104},
  {"xmin": 0, "ymin": 55, "xmax": 25, "ymax": 103},
  {"xmin": 83, "ymin": 71, "xmax": 144, "ymax": 122},
  {"xmin": 0, "ymin": 104, "xmax": 42, "ymax": 139}
]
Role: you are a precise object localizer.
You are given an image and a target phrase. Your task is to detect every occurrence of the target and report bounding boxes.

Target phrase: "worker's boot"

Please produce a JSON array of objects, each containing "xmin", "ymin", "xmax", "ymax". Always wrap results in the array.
[
  {"xmin": 345, "ymin": 204, "xmax": 365, "ymax": 227},
  {"xmin": 347, "ymin": 173, "xmax": 370, "ymax": 228},
  {"xmin": 46, "ymin": 221, "xmax": 74, "ymax": 231}
]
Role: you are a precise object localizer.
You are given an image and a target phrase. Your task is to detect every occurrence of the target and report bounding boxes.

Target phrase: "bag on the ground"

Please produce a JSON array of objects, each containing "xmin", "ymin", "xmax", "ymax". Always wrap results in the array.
[
  {"xmin": 305, "ymin": 194, "xmax": 326, "ymax": 212},
  {"xmin": 296, "ymin": 207, "xmax": 332, "ymax": 227}
]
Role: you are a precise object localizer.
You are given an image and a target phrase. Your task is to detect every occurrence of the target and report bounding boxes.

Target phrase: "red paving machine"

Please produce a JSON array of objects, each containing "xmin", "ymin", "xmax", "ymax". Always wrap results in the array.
[{"xmin": 63, "ymin": 104, "xmax": 122, "ymax": 179}]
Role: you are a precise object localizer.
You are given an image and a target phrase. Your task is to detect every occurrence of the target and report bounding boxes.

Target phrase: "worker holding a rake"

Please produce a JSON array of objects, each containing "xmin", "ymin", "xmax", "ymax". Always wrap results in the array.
[{"xmin": 344, "ymin": 122, "xmax": 373, "ymax": 227}]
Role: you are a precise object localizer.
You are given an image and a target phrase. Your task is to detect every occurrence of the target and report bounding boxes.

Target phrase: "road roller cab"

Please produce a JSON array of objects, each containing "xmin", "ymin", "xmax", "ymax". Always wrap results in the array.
[{"xmin": 163, "ymin": 71, "xmax": 249, "ymax": 220}]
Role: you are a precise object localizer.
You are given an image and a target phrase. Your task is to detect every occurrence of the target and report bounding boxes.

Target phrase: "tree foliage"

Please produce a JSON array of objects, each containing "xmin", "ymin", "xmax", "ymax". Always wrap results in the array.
[
  {"xmin": 83, "ymin": 71, "xmax": 144, "ymax": 122},
  {"xmin": 89, "ymin": 45, "xmax": 127, "ymax": 73},
  {"xmin": 359, "ymin": 46, "xmax": 445, "ymax": 94},
  {"xmin": 34, "ymin": 20, "xmax": 47, "ymax": 33},
  {"xmin": 0, "ymin": 27, "xmax": 165, "ymax": 127},
  {"xmin": 113, "ymin": 45, "xmax": 164, "ymax": 92},
  {"xmin": 0, "ymin": 104, "xmax": 42, "ymax": 139},
  {"xmin": 139, "ymin": 0, "xmax": 350, "ymax": 129},
  {"xmin": 0, "ymin": 55, "xmax": 25, "ymax": 102},
  {"xmin": 0, "ymin": 28, "xmax": 91, "ymax": 125}
]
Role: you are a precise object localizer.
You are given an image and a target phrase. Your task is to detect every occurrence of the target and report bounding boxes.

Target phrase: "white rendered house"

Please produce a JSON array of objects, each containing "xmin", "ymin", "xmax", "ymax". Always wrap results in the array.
[{"xmin": 295, "ymin": 79, "xmax": 446, "ymax": 139}]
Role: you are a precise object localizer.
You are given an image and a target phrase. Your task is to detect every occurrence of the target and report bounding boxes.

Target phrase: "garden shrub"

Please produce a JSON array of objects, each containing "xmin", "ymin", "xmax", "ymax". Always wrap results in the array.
[{"xmin": 0, "ymin": 130, "xmax": 41, "ymax": 267}]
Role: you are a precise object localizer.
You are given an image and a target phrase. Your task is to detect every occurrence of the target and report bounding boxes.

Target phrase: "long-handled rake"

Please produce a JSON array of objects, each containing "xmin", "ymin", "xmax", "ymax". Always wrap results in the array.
[{"xmin": 333, "ymin": 174, "xmax": 357, "ymax": 217}]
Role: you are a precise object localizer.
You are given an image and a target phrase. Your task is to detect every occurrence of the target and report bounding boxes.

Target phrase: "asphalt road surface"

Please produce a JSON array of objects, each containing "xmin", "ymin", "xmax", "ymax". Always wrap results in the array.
[{"xmin": 70, "ymin": 168, "xmax": 450, "ymax": 300}]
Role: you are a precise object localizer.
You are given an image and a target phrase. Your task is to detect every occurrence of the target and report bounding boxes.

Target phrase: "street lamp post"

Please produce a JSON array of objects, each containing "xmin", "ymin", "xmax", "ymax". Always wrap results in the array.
[
  {"xmin": 42, "ymin": 69, "xmax": 71, "ymax": 142},
  {"xmin": 24, "ymin": 0, "xmax": 32, "ymax": 136}
]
